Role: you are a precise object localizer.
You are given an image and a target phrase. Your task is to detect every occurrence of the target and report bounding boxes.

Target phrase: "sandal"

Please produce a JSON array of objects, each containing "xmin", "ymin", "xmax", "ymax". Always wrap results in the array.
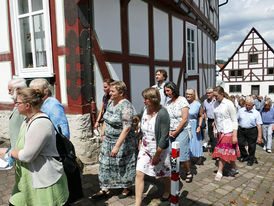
[
  {"xmin": 90, "ymin": 189, "xmax": 110, "ymax": 200},
  {"xmin": 118, "ymin": 188, "xmax": 132, "ymax": 199},
  {"xmin": 186, "ymin": 172, "xmax": 193, "ymax": 183},
  {"xmin": 215, "ymin": 172, "xmax": 222, "ymax": 181}
]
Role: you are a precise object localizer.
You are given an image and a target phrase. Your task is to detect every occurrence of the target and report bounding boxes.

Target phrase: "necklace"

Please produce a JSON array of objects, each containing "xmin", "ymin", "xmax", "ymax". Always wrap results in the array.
[{"xmin": 26, "ymin": 112, "xmax": 41, "ymax": 123}]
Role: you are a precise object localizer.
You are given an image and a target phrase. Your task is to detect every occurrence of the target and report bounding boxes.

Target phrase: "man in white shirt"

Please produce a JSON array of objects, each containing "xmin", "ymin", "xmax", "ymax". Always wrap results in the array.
[{"xmin": 152, "ymin": 69, "xmax": 168, "ymax": 106}]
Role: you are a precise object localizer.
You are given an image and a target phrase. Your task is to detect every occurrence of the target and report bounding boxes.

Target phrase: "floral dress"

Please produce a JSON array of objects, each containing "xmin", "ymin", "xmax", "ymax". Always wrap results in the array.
[
  {"xmin": 136, "ymin": 109, "xmax": 170, "ymax": 177},
  {"xmin": 99, "ymin": 99, "xmax": 136, "ymax": 189}
]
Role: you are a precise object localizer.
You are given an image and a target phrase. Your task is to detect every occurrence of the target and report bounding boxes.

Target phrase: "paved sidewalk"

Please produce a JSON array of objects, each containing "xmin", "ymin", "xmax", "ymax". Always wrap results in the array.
[{"xmin": 0, "ymin": 138, "xmax": 273, "ymax": 206}]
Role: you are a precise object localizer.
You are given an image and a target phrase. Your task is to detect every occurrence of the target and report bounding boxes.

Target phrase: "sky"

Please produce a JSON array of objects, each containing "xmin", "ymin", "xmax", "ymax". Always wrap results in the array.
[{"xmin": 216, "ymin": 0, "xmax": 274, "ymax": 61}]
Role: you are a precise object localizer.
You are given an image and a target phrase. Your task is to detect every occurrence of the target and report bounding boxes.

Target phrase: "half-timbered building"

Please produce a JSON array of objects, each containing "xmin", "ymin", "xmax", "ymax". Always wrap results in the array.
[
  {"xmin": 0, "ymin": 0, "xmax": 219, "ymax": 164},
  {"xmin": 219, "ymin": 27, "xmax": 274, "ymax": 100}
]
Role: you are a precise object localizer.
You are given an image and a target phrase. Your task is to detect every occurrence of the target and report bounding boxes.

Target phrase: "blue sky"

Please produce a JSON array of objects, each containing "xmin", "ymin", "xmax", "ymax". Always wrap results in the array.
[{"xmin": 216, "ymin": 0, "xmax": 274, "ymax": 60}]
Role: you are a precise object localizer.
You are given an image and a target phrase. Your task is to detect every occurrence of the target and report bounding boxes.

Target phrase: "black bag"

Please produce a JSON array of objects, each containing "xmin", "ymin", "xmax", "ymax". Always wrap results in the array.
[{"xmin": 28, "ymin": 116, "xmax": 83, "ymax": 203}]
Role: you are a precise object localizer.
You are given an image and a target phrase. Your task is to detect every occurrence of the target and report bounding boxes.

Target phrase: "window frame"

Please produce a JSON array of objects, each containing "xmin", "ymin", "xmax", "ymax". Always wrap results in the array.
[
  {"xmin": 269, "ymin": 85, "xmax": 274, "ymax": 94},
  {"xmin": 9, "ymin": 0, "xmax": 54, "ymax": 78},
  {"xmin": 185, "ymin": 22, "xmax": 198, "ymax": 76},
  {"xmin": 229, "ymin": 69, "xmax": 243, "ymax": 77},
  {"xmin": 267, "ymin": 67, "xmax": 274, "ymax": 75},
  {"xmin": 249, "ymin": 53, "xmax": 258, "ymax": 64},
  {"xmin": 229, "ymin": 85, "xmax": 241, "ymax": 93}
]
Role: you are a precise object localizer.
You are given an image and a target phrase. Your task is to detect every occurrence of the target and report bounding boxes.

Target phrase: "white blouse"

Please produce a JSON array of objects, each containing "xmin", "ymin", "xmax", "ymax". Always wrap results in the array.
[
  {"xmin": 213, "ymin": 98, "xmax": 238, "ymax": 133},
  {"xmin": 165, "ymin": 96, "xmax": 189, "ymax": 131}
]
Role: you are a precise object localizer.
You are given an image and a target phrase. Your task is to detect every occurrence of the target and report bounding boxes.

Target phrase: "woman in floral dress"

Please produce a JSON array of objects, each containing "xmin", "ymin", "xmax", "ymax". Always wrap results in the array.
[
  {"xmin": 135, "ymin": 88, "xmax": 170, "ymax": 206},
  {"xmin": 92, "ymin": 81, "xmax": 136, "ymax": 199}
]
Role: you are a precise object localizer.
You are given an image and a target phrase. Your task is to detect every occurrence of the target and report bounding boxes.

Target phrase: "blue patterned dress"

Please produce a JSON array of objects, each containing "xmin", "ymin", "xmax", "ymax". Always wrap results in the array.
[
  {"xmin": 99, "ymin": 99, "xmax": 136, "ymax": 189},
  {"xmin": 189, "ymin": 101, "xmax": 204, "ymax": 157}
]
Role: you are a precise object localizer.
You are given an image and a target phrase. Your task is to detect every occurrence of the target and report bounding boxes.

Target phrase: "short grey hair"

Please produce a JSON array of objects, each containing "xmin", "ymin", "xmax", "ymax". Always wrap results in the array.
[
  {"xmin": 8, "ymin": 78, "xmax": 27, "ymax": 89},
  {"xmin": 206, "ymin": 88, "xmax": 213, "ymax": 92},
  {"xmin": 245, "ymin": 96, "xmax": 254, "ymax": 104},
  {"xmin": 29, "ymin": 78, "xmax": 53, "ymax": 97}
]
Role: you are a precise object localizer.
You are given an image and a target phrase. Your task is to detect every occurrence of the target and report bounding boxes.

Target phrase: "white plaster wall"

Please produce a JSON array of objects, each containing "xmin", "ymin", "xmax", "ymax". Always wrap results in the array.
[
  {"xmin": 94, "ymin": 0, "xmax": 121, "ymax": 51},
  {"xmin": 130, "ymin": 64, "xmax": 150, "ymax": 113},
  {"xmin": 198, "ymin": 29, "xmax": 202, "ymax": 63},
  {"xmin": 172, "ymin": 16, "xmax": 183, "ymax": 61},
  {"xmin": 173, "ymin": 67, "xmax": 184, "ymax": 95},
  {"xmin": 186, "ymin": 80, "xmax": 197, "ymax": 92},
  {"xmin": 58, "ymin": 56, "xmax": 67, "ymax": 105},
  {"xmin": 225, "ymin": 82, "xmax": 274, "ymax": 100},
  {"xmin": 153, "ymin": 8, "xmax": 169, "ymax": 60},
  {"xmin": 55, "ymin": 0, "xmax": 65, "ymax": 47},
  {"xmin": 203, "ymin": 32, "xmax": 208, "ymax": 64},
  {"xmin": 0, "ymin": 0, "xmax": 10, "ymax": 53},
  {"xmin": 128, "ymin": 0, "xmax": 148, "ymax": 56},
  {"xmin": 0, "ymin": 62, "xmax": 13, "ymax": 103}
]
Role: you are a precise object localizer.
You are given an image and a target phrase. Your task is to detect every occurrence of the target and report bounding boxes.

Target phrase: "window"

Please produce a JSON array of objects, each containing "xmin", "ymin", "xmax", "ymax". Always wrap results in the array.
[
  {"xmin": 229, "ymin": 70, "xmax": 243, "ymax": 77},
  {"xmin": 269, "ymin": 86, "xmax": 274, "ymax": 94},
  {"xmin": 249, "ymin": 54, "xmax": 258, "ymax": 64},
  {"xmin": 267, "ymin": 67, "xmax": 274, "ymax": 75},
  {"xmin": 229, "ymin": 85, "xmax": 241, "ymax": 93},
  {"xmin": 10, "ymin": 0, "xmax": 53, "ymax": 78},
  {"xmin": 186, "ymin": 23, "xmax": 197, "ymax": 75}
]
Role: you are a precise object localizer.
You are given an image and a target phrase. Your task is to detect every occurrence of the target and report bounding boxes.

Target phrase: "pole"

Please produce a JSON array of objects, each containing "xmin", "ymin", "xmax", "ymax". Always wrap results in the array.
[{"xmin": 170, "ymin": 141, "xmax": 180, "ymax": 206}]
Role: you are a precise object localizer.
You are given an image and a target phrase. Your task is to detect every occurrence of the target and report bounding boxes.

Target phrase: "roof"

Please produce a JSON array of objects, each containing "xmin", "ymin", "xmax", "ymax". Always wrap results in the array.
[{"xmin": 219, "ymin": 27, "xmax": 274, "ymax": 72}]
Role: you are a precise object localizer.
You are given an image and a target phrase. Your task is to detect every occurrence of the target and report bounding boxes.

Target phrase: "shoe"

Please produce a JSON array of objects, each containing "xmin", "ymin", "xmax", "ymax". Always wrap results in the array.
[
  {"xmin": 215, "ymin": 172, "xmax": 222, "ymax": 181},
  {"xmin": 263, "ymin": 146, "xmax": 266, "ymax": 150},
  {"xmin": 196, "ymin": 157, "xmax": 204, "ymax": 165},
  {"xmin": 266, "ymin": 149, "xmax": 271, "ymax": 153},
  {"xmin": 160, "ymin": 194, "xmax": 170, "ymax": 202},
  {"xmin": 118, "ymin": 189, "xmax": 132, "ymax": 199},
  {"xmin": 90, "ymin": 190, "xmax": 110, "ymax": 200},
  {"xmin": 228, "ymin": 168, "xmax": 239, "ymax": 177},
  {"xmin": 247, "ymin": 161, "xmax": 254, "ymax": 166},
  {"xmin": 186, "ymin": 172, "xmax": 193, "ymax": 183},
  {"xmin": 239, "ymin": 156, "xmax": 248, "ymax": 162}
]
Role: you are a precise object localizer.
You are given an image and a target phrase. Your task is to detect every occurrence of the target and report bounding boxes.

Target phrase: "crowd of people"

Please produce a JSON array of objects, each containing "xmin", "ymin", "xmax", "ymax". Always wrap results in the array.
[{"xmin": 0, "ymin": 72, "xmax": 273, "ymax": 205}]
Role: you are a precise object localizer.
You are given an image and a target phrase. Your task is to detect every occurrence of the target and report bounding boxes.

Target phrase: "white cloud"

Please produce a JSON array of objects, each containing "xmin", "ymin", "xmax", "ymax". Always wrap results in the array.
[{"xmin": 217, "ymin": 0, "xmax": 274, "ymax": 60}]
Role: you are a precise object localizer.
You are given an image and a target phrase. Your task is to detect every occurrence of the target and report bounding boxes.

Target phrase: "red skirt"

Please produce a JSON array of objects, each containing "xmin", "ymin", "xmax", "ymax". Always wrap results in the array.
[{"xmin": 213, "ymin": 133, "xmax": 240, "ymax": 162}]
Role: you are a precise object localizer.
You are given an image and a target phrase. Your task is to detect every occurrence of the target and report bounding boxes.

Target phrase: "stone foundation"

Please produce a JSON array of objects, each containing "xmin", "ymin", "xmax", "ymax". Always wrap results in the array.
[{"xmin": 0, "ymin": 110, "xmax": 101, "ymax": 165}]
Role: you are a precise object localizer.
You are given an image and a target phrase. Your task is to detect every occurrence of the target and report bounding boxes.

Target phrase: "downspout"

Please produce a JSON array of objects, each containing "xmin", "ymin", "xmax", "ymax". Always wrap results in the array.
[
  {"xmin": 219, "ymin": 0, "xmax": 228, "ymax": 7},
  {"xmin": 87, "ymin": 0, "xmax": 96, "ymax": 132}
]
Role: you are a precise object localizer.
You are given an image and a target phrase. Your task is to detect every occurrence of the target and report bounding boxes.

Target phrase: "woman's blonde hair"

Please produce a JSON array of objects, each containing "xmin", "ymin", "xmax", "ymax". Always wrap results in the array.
[
  {"xmin": 264, "ymin": 99, "xmax": 272, "ymax": 108},
  {"xmin": 142, "ymin": 88, "xmax": 161, "ymax": 109},
  {"xmin": 186, "ymin": 88, "xmax": 199, "ymax": 101},
  {"xmin": 29, "ymin": 78, "xmax": 52, "ymax": 97},
  {"xmin": 110, "ymin": 81, "xmax": 127, "ymax": 95},
  {"xmin": 17, "ymin": 88, "xmax": 44, "ymax": 110}
]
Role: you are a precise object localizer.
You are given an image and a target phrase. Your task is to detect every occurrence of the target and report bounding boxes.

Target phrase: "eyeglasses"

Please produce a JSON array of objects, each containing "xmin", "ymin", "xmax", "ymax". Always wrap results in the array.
[
  {"xmin": 15, "ymin": 101, "xmax": 24, "ymax": 105},
  {"xmin": 206, "ymin": 92, "xmax": 213, "ymax": 94}
]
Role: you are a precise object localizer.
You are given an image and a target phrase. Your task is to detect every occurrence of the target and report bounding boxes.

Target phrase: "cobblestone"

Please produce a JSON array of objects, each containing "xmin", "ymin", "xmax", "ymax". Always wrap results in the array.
[{"xmin": 1, "ymin": 138, "xmax": 273, "ymax": 206}]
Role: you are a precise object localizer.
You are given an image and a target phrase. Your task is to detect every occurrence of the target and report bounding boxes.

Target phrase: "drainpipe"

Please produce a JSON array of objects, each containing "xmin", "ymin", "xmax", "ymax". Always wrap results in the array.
[{"xmin": 219, "ymin": 0, "xmax": 228, "ymax": 7}]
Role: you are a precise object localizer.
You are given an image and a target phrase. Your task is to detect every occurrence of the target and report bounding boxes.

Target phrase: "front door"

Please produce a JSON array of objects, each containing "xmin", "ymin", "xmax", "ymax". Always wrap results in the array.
[{"xmin": 251, "ymin": 85, "xmax": 260, "ymax": 96}]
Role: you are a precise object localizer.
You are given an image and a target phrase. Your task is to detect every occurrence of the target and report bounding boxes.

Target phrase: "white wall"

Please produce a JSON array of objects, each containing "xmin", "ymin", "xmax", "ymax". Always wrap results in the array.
[
  {"xmin": 94, "ymin": 0, "xmax": 121, "ymax": 51},
  {"xmin": 58, "ymin": 55, "xmax": 67, "ymax": 105},
  {"xmin": 172, "ymin": 16, "xmax": 183, "ymax": 61},
  {"xmin": 153, "ymin": 7, "xmax": 169, "ymax": 60},
  {"xmin": 0, "ymin": 0, "xmax": 10, "ymax": 53},
  {"xmin": 0, "ymin": 62, "xmax": 13, "ymax": 103},
  {"xmin": 130, "ymin": 64, "xmax": 150, "ymax": 113},
  {"xmin": 128, "ymin": 0, "xmax": 148, "ymax": 56},
  {"xmin": 55, "ymin": 0, "xmax": 65, "ymax": 47}
]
